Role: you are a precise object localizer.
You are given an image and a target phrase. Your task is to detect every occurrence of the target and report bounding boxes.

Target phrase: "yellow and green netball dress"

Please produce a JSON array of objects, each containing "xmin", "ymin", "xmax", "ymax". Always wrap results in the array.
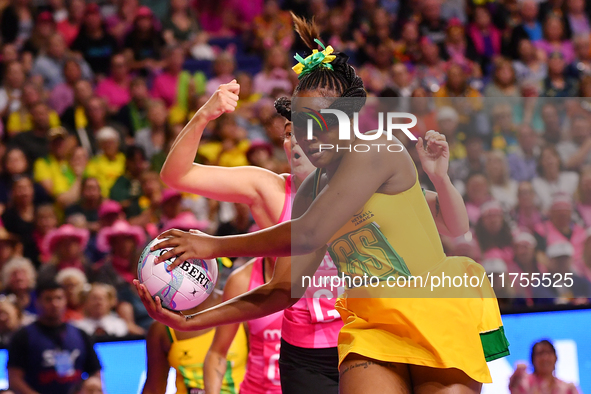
[
  {"xmin": 167, "ymin": 324, "xmax": 248, "ymax": 394},
  {"xmin": 313, "ymin": 169, "xmax": 510, "ymax": 384}
]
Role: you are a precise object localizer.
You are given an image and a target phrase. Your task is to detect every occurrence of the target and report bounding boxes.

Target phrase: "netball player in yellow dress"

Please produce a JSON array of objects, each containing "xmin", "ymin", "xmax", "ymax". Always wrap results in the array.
[{"xmin": 136, "ymin": 15, "xmax": 509, "ymax": 394}]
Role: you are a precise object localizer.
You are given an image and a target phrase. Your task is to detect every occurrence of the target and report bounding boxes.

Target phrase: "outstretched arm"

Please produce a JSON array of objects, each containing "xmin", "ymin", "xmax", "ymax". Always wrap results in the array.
[
  {"xmin": 160, "ymin": 81, "xmax": 286, "ymax": 227},
  {"xmin": 417, "ymin": 131, "xmax": 469, "ymax": 237},
  {"xmin": 154, "ymin": 136, "xmax": 415, "ymax": 266}
]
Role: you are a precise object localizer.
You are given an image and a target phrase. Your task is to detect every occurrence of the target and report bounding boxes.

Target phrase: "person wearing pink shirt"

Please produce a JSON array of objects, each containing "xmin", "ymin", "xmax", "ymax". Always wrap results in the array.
[
  {"xmin": 150, "ymin": 46, "xmax": 206, "ymax": 111},
  {"xmin": 510, "ymin": 340, "xmax": 581, "ymax": 394},
  {"xmin": 94, "ymin": 53, "xmax": 132, "ymax": 113}
]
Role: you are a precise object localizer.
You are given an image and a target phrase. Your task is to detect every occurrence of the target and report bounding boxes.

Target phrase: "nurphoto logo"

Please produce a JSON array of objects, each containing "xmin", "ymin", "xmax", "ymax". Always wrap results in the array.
[{"xmin": 303, "ymin": 108, "xmax": 418, "ymax": 152}]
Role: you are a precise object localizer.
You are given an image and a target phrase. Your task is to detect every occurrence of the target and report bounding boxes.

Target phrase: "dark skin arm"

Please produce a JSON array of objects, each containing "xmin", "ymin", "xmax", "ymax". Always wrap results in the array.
[{"xmin": 141, "ymin": 322, "xmax": 171, "ymax": 394}]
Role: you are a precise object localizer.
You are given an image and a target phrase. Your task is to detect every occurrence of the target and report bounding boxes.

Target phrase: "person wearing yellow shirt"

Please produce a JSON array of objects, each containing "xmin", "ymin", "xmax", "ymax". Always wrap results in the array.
[
  {"xmin": 85, "ymin": 127, "xmax": 126, "ymax": 198},
  {"xmin": 197, "ymin": 113, "xmax": 251, "ymax": 167},
  {"xmin": 6, "ymin": 83, "xmax": 61, "ymax": 136},
  {"xmin": 33, "ymin": 127, "xmax": 88, "ymax": 208}
]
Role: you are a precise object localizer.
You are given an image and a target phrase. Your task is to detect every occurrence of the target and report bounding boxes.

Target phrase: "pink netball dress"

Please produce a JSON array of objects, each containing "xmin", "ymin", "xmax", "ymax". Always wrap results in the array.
[
  {"xmin": 239, "ymin": 257, "xmax": 284, "ymax": 394},
  {"xmin": 280, "ymin": 175, "xmax": 343, "ymax": 349}
]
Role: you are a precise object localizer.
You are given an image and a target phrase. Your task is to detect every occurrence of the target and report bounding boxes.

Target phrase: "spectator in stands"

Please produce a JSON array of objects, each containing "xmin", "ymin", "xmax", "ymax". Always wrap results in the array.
[
  {"xmin": 9, "ymin": 101, "xmax": 53, "ymax": 163},
  {"xmin": 513, "ymin": 39, "xmax": 547, "ymax": 90},
  {"xmin": 542, "ymin": 51, "xmax": 580, "ymax": 97},
  {"xmin": 486, "ymin": 150, "xmax": 519, "ymax": 210},
  {"xmin": 95, "ymin": 53, "xmax": 132, "ymax": 113},
  {"xmin": 510, "ymin": 339, "xmax": 582, "ymax": 394},
  {"xmin": 557, "ymin": 114, "xmax": 591, "ymax": 170},
  {"xmin": 0, "ymin": 0, "xmax": 35, "ymax": 49},
  {"xmin": 0, "ymin": 297, "xmax": 22, "ymax": 347},
  {"xmin": 22, "ymin": 11, "xmax": 56, "ymax": 57},
  {"xmin": 104, "ymin": 0, "xmax": 139, "ymax": 46},
  {"xmin": 540, "ymin": 103, "xmax": 564, "ymax": 145},
  {"xmin": 115, "ymin": 77, "xmax": 151, "ymax": 137},
  {"xmin": 391, "ymin": 63, "xmax": 417, "ymax": 101},
  {"xmin": 71, "ymin": 3, "xmax": 119, "ymax": 76},
  {"xmin": 565, "ymin": 0, "xmax": 590, "ymax": 36},
  {"xmin": 49, "ymin": 59, "xmax": 84, "ymax": 116},
  {"xmin": 449, "ymin": 135, "xmax": 487, "ymax": 188},
  {"xmin": 7, "ymin": 84, "xmax": 60, "ymax": 137},
  {"xmin": 532, "ymin": 145, "xmax": 579, "ymax": 212},
  {"xmin": 33, "ymin": 127, "xmax": 80, "ymax": 202},
  {"xmin": 0, "ymin": 61, "xmax": 26, "ymax": 120},
  {"xmin": 198, "ymin": 113, "xmax": 250, "ymax": 167},
  {"xmin": 78, "ymin": 96, "xmax": 127, "ymax": 156},
  {"xmin": 1, "ymin": 257, "xmax": 37, "ymax": 316},
  {"xmin": 253, "ymin": 46, "xmax": 293, "ymax": 96},
  {"xmin": 0, "ymin": 147, "xmax": 53, "ymax": 212},
  {"xmin": 129, "ymin": 171, "xmax": 163, "ymax": 232},
  {"xmin": 109, "ymin": 145, "xmax": 148, "ymax": 219},
  {"xmin": 251, "ymin": 0, "xmax": 294, "ymax": 53},
  {"xmin": 60, "ymin": 79, "xmax": 93, "ymax": 135},
  {"xmin": 162, "ymin": 0, "xmax": 201, "ymax": 47},
  {"xmin": 567, "ymin": 34, "xmax": 591, "ymax": 78},
  {"xmin": 415, "ymin": 38, "xmax": 447, "ymax": 93},
  {"xmin": 123, "ymin": 6, "xmax": 165, "ymax": 74},
  {"xmin": 544, "ymin": 242, "xmax": 591, "ymax": 301},
  {"xmin": 0, "ymin": 229, "xmax": 22, "ymax": 273},
  {"xmin": 419, "ymin": 0, "xmax": 446, "ymax": 47},
  {"xmin": 408, "ymin": 88, "xmax": 438, "ymax": 139},
  {"xmin": 393, "ymin": 20, "xmax": 421, "ymax": 65},
  {"xmin": 134, "ymin": 99, "xmax": 169, "ymax": 161},
  {"xmin": 535, "ymin": 16, "xmax": 575, "ymax": 65},
  {"xmin": 443, "ymin": 18, "xmax": 475, "ymax": 75},
  {"xmin": 55, "ymin": 267, "xmax": 87, "ymax": 322},
  {"xmin": 38, "ymin": 224, "xmax": 90, "ymax": 282},
  {"xmin": 151, "ymin": 46, "xmax": 206, "ymax": 118},
  {"xmin": 31, "ymin": 33, "xmax": 92, "ymax": 91},
  {"xmin": 359, "ymin": 43, "xmax": 395, "ymax": 95},
  {"xmin": 150, "ymin": 123, "xmax": 183, "ymax": 172},
  {"xmin": 475, "ymin": 200, "xmax": 514, "ymax": 263},
  {"xmin": 467, "ymin": 6, "xmax": 502, "ymax": 73},
  {"xmin": 159, "ymin": 189, "xmax": 184, "ymax": 229},
  {"xmin": 32, "ymin": 204, "xmax": 58, "ymax": 264},
  {"xmin": 508, "ymin": 0, "xmax": 543, "ymax": 59},
  {"xmin": 507, "ymin": 124, "xmax": 539, "ymax": 182},
  {"xmin": 85, "ymin": 127, "xmax": 126, "ymax": 198},
  {"xmin": 92, "ymin": 219, "xmax": 149, "ymax": 333},
  {"xmin": 484, "ymin": 58, "xmax": 519, "ymax": 102},
  {"xmin": 534, "ymin": 194, "xmax": 587, "ymax": 272},
  {"xmin": 434, "ymin": 64, "xmax": 482, "ymax": 128},
  {"xmin": 511, "ymin": 181, "xmax": 543, "ymax": 233},
  {"xmin": 65, "ymin": 177, "xmax": 103, "ymax": 233},
  {"xmin": 490, "ymin": 103, "xmax": 519, "ymax": 153},
  {"xmin": 575, "ymin": 167, "xmax": 591, "ymax": 227},
  {"xmin": 7, "ymin": 280, "xmax": 101, "ymax": 394},
  {"xmin": 75, "ymin": 283, "xmax": 128, "ymax": 337},
  {"xmin": 206, "ymin": 51, "xmax": 237, "ymax": 96},
  {"xmin": 192, "ymin": 0, "xmax": 236, "ymax": 38},
  {"xmin": 56, "ymin": 0, "xmax": 85, "ymax": 46},
  {"xmin": 1, "ymin": 177, "xmax": 40, "ymax": 266},
  {"xmin": 463, "ymin": 172, "xmax": 492, "ymax": 226}
]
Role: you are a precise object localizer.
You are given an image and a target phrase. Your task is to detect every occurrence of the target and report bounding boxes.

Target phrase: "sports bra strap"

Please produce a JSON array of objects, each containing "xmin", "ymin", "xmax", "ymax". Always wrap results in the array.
[{"xmin": 312, "ymin": 168, "xmax": 323, "ymax": 199}]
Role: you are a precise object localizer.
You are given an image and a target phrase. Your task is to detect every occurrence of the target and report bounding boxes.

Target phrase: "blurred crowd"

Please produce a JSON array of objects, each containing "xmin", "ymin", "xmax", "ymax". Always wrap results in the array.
[{"xmin": 0, "ymin": 0, "xmax": 589, "ymax": 353}]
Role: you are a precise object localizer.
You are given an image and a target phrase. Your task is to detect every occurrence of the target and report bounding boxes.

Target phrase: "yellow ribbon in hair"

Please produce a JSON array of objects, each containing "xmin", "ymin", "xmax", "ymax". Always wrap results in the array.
[{"xmin": 292, "ymin": 39, "xmax": 336, "ymax": 79}]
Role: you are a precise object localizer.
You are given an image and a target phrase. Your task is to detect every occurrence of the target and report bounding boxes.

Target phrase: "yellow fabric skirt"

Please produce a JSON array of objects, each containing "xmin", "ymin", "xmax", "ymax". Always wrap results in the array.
[{"xmin": 334, "ymin": 256, "xmax": 510, "ymax": 384}]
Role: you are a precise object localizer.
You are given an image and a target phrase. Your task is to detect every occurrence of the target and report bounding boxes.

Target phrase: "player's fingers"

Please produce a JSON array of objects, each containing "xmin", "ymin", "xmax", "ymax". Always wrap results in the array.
[
  {"xmin": 166, "ymin": 252, "xmax": 188, "ymax": 271},
  {"xmin": 154, "ymin": 296, "xmax": 164, "ymax": 314},
  {"xmin": 157, "ymin": 247, "xmax": 183, "ymax": 264},
  {"xmin": 157, "ymin": 229, "xmax": 183, "ymax": 240},
  {"xmin": 151, "ymin": 237, "xmax": 180, "ymax": 252}
]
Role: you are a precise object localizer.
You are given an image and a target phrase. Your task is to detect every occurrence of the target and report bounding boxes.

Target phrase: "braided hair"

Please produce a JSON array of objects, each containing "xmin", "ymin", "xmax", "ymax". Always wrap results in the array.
[
  {"xmin": 291, "ymin": 13, "xmax": 366, "ymax": 100},
  {"xmin": 274, "ymin": 97, "xmax": 291, "ymax": 121}
]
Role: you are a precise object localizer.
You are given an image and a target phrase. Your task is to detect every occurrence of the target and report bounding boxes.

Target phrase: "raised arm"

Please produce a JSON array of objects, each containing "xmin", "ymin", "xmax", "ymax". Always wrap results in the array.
[
  {"xmin": 160, "ymin": 81, "xmax": 285, "ymax": 227},
  {"xmin": 153, "ymin": 135, "xmax": 415, "ymax": 264},
  {"xmin": 416, "ymin": 131, "xmax": 469, "ymax": 237}
]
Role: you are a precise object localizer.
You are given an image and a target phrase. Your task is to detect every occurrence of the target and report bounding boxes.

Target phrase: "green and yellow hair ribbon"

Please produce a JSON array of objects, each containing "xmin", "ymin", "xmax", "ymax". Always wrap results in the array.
[{"xmin": 292, "ymin": 39, "xmax": 336, "ymax": 79}]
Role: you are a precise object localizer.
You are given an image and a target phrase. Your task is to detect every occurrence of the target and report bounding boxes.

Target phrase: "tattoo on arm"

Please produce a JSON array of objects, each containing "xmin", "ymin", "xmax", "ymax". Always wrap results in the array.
[{"xmin": 435, "ymin": 195, "xmax": 440, "ymax": 217}]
